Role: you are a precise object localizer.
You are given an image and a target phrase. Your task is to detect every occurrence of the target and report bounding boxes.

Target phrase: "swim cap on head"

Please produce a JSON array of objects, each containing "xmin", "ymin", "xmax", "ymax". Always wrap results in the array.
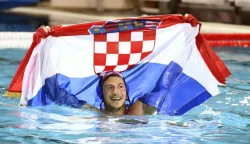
[{"xmin": 100, "ymin": 71, "xmax": 124, "ymax": 81}]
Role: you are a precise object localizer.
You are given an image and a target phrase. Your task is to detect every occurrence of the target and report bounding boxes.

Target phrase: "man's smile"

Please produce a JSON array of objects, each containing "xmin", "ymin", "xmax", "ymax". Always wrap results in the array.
[{"xmin": 110, "ymin": 96, "xmax": 123, "ymax": 101}]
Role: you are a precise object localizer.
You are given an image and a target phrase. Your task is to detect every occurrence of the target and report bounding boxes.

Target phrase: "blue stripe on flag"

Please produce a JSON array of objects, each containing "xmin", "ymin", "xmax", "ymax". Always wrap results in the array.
[{"xmin": 28, "ymin": 61, "xmax": 211, "ymax": 115}]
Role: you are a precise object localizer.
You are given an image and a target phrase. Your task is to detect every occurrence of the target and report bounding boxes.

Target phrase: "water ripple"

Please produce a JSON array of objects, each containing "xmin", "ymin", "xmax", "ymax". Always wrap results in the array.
[{"xmin": 0, "ymin": 57, "xmax": 21, "ymax": 65}]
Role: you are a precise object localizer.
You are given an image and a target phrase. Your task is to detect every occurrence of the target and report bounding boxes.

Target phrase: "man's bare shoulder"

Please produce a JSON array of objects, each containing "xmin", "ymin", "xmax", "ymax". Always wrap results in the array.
[
  {"xmin": 128, "ymin": 100, "xmax": 157, "ymax": 115},
  {"xmin": 127, "ymin": 101, "xmax": 144, "ymax": 115}
]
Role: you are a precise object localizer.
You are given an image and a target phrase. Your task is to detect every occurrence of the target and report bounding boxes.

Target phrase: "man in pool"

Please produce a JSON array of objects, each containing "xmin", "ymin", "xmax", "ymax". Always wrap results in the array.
[
  {"xmin": 42, "ymin": 26, "xmax": 157, "ymax": 115},
  {"xmin": 97, "ymin": 71, "xmax": 157, "ymax": 115}
]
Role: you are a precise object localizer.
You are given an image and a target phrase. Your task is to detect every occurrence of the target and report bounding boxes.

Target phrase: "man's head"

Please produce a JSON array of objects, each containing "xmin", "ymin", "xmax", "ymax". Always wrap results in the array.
[{"xmin": 99, "ymin": 71, "xmax": 128, "ymax": 114}]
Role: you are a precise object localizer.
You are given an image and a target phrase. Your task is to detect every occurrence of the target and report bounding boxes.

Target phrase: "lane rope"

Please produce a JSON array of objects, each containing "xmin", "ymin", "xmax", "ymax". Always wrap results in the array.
[
  {"xmin": 203, "ymin": 33, "xmax": 250, "ymax": 47},
  {"xmin": 1, "ymin": 32, "xmax": 250, "ymax": 49}
]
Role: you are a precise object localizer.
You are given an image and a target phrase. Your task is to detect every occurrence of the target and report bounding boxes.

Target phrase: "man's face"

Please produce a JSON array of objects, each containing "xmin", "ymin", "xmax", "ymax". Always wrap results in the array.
[{"xmin": 102, "ymin": 76, "xmax": 127, "ymax": 111}]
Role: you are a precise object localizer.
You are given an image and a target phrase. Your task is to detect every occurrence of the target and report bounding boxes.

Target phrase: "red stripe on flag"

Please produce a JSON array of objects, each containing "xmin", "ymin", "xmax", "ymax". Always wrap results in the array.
[{"xmin": 196, "ymin": 34, "xmax": 231, "ymax": 84}]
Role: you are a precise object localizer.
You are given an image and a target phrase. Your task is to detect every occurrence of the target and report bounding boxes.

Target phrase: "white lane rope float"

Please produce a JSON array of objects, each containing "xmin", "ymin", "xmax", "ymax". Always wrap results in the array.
[{"xmin": 0, "ymin": 32, "xmax": 33, "ymax": 49}]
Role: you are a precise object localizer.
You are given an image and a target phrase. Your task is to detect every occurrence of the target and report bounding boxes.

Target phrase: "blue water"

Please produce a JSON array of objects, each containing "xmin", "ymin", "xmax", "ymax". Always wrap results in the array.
[{"xmin": 0, "ymin": 47, "xmax": 249, "ymax": 143}]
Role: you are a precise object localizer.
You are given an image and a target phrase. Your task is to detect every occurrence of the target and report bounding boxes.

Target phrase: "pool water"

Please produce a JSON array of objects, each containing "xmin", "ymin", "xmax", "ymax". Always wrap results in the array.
[{"xmin": 0, "ymin": 47, "xmax": 249, "ymax": 143}]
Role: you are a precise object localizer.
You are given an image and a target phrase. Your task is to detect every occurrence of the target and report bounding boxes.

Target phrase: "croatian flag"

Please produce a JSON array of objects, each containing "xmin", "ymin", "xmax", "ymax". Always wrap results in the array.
[{"xmin": 7, "ymin": 14, "xmax": 230, "ymax": 115}]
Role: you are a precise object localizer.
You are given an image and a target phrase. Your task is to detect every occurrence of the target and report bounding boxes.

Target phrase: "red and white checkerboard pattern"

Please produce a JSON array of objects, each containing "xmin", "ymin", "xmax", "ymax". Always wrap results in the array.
[{"xmin": 94, "ymin": 30, "xmax": 156, "ymax": 73}]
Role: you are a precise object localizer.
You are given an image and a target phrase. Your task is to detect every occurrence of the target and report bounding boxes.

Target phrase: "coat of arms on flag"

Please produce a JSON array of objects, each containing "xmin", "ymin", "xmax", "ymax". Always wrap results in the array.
[{"xmin": 94, "ymin": 30, "xmax": 156, "ymax": 73}]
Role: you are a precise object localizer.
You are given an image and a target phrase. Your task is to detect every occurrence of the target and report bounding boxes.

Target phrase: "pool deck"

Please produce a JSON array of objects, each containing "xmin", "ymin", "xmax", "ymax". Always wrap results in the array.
[{"xmin": 3, "ymin": 6, "xmax": 250, "ymax": 33}]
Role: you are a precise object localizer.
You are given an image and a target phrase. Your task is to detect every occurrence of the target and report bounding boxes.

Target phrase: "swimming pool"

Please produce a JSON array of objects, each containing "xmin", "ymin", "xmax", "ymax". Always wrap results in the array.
[{"xmin": 0, "ymin": 47, "xmax": 249, "ymax": 143}]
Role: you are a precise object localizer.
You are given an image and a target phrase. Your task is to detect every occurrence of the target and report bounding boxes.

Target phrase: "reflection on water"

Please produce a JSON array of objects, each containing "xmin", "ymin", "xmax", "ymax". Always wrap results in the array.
[
  {"xmin": 0, "ymin": 57, "xmax": 20, "ymax": 65},
  {"xmin": 0, "ymin": 49, "xmax": 26, "ymax": 89}
]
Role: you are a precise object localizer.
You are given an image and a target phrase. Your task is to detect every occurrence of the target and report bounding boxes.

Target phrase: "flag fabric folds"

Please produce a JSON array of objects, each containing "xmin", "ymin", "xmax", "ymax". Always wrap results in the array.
[{"xmin": 6, "ymin": 14, "xmax": 231, "ymax": 115}]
